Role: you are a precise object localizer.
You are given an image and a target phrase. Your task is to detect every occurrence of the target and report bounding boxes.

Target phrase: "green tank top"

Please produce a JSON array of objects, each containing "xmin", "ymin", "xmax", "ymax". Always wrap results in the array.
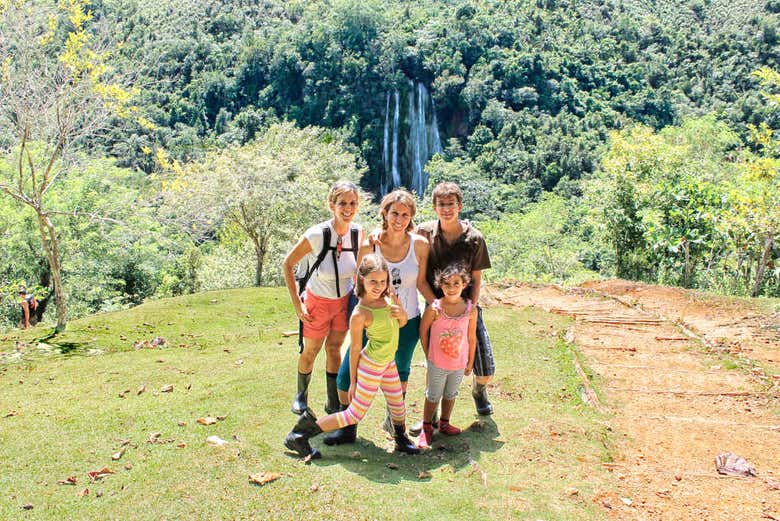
[{"xmin": 360, "ymin": 303, "xmax": 399, "ymax": 365}]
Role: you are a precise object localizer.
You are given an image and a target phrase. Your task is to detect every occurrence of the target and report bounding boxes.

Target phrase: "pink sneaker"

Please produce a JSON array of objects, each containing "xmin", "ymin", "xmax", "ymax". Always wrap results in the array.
[
  {"xmin": 438, "ymin": 422, "xmax": 461, "ymax": 436},
  {"xmin": 417, "ymin": 426, "xmax": 434, "ymax": 449}
]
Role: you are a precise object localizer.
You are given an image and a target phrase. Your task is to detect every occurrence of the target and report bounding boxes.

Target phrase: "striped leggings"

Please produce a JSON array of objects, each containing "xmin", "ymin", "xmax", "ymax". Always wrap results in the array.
[{"xmin": 335, "ymin": 352, "xmax": 406, "ymax": 428}]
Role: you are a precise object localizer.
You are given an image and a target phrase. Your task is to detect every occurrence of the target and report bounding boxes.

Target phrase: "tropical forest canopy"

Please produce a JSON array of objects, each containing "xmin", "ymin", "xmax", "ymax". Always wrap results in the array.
[{"xmin": 1, "ymin": 0, "xmax": 779, "ymax": 329}]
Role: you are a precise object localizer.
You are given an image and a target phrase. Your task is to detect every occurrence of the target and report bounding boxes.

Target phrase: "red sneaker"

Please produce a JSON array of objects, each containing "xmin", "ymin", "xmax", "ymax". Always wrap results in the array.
[
  {"xmin": 438, "ymin": 422, "xmax": 461, "ymax": 436},
  {"xmin": 417, "ymin": 426, "xmax": 434, "ymax": 449}
]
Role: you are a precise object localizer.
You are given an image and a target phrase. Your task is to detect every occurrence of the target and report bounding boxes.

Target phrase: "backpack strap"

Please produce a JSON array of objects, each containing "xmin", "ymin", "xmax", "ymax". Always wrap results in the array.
[{"xmin": 297, "ymin": 225, "xmax": 331, "ymax": 296}]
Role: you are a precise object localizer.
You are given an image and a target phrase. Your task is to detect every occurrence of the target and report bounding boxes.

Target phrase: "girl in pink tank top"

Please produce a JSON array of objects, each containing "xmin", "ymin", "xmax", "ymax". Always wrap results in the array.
[{"xmin": 418, "ymin": 264, "xmax": 477, "ymax": 449}]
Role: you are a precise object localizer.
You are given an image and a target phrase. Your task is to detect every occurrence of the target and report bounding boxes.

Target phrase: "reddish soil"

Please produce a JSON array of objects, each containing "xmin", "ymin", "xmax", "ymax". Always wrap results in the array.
[{"xmin": 485, "ymin": 280, "xmax": 780, "ymax": 521}]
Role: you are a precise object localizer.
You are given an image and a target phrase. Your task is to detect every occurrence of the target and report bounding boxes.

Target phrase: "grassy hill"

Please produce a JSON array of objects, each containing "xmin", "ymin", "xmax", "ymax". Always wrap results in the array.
[{"xmin": 0, "ymin": 288, "xmax": 614, "ymax": 520}]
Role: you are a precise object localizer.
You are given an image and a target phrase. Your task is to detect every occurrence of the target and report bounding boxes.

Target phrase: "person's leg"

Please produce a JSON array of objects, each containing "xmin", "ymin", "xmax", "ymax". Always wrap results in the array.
[
  {"xmin": 439, "ymin": 369, "xmax": 465, "ymax": 435},
  {"xmin": 382, "ymin": 316, "xmax": 420, "ymax": 433},
  {"xmin": 419, "ymin": 363, "xmax": 446, "ymax": 448},
  {"xmin": 472, "ymin": 306, "xmax": 496, "ymax": 415},
  {"xmin": 286, "ymin": 353, "xmax": 384, "ymax": 458},
  {"xmin": 323, "ymin": 329, "xmax": 347, "ymax": 413},
  {"xmin": 380, "ymin": 362, "xmax": 418, "ymax": 454},
  {"xmin": 293, "ymin": 335, "xmax": 326, "ymax": 414}
]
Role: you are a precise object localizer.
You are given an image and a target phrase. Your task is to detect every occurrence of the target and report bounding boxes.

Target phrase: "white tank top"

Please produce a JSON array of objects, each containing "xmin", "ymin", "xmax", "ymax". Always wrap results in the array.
[
  {"xmin": 303, "ymin": 221, "xmax": 361, "ymax": 299},
  {"xmin": 379, "ymin": 234, "xmax": 420, "ymax": 319}
]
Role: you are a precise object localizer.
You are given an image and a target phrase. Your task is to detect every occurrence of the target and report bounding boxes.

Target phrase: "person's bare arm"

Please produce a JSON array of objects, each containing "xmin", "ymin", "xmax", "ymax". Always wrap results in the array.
[
  {"xmin": 465, "ymin": 306, "xmax": 478, "ymax": 375},
  {"xmin": 282, "ymin": 237, "xmax": 314, "ymax": 322},
  {"xmin": 414, "ymin": 236, "xmax": 436, "ymax": 304},
  {"xmin": 348, "ymin": 309, "xmax": 368, "ymax": 402},
  {"xmin": 470, "ymin": 270, "xmax": 482, "ymax": 306},
  {"xmin": 419, "ymin": 305, "xmax": 435, "ymax": 359}
]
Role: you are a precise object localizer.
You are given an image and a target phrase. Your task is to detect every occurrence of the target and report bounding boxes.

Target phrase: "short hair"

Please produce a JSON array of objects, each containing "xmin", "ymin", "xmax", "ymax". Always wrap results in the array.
[
  {"xmin": 355, "ymin": 253, "xmax": 390, "ymax": 299},
  {"xmin": 379, "ymin": 189, "xmax": 417, "ymax": 232},
  {"xmin": 432, "ymin": 181, "xmax": 463, "ymax": 206},
  {"xmin": 328, "ymin": 180, "xmax": 360, "ymax": 206},
  {"xmin": 433, "ymin": 263, "xmax": 471, "ymax": 288}
]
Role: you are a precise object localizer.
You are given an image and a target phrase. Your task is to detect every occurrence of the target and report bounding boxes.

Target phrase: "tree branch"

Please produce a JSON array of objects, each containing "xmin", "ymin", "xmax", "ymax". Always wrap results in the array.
[{"xmin": 47, "ymin": 210, "xmax": 125, "ymax": 225}]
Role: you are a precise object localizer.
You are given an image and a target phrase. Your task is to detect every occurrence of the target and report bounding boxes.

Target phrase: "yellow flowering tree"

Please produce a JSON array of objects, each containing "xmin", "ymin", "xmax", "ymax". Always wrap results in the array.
[{"xmin": 0, "ymin": 0, "xmax": 136, "ymax": 331}]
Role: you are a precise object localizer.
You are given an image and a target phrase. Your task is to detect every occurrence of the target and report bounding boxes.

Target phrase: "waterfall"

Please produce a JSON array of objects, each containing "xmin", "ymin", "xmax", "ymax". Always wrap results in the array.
[
  {"xmin": 381, "ymin": 80, "xmax": 441, "ymax": 195},
  {"xmin": 382, "ymin": 92, "xmax": 390, "ymax": 195},
  {"xmin": 391, "ymin": 90, "xmax": 400, "ymax": 188}
]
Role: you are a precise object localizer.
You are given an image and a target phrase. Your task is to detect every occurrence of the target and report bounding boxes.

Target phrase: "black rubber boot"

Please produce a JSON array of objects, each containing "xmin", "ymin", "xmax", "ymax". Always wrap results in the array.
[
  {"xmin": 393, "ymin": 424, "xmax": 420, "ymax": 455},
  {"xmin": 322, "ymin": 404, "xmax": 357, "ymax": 446},
  {"xmin": 284, "ymin": 408, "xmax": 323, "ymax": 458},
  {"xmin": 472, "ymin": 383, "xmax": 494, "ymax": 416},
  {"xmin": 325, "ymin": 372, "xmax": 340, "ymax": 414},
  {"xmin": 291, "ymin": 371, "xmax": 311, "ymax": 415}
]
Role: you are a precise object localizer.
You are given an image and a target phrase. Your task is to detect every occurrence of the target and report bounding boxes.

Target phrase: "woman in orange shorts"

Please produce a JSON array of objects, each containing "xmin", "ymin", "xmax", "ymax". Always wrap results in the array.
[{"xmin": 282, "ymin": 181, "xmax": 363, "ymax": 415}]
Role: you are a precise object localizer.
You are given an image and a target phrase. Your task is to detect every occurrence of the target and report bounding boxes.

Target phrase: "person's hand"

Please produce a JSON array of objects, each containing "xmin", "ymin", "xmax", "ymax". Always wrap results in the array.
[
  {"xmin": 465, "ymin": 364, "xmax": 473, "ymax": 376},
  {"xmin": 389, "ymin": 292, "xmax": 405, "ymax": 320},
  {"xmin": 367, "ymin": 231, "xmax": 383, "ymax": 247},
  {"xmin": 348, "ymin": 382, "xmax": 357, "ymax": 403},
  {"xmin": 297, "ymin": 300, "xmax": 313, "ymax": 323}
]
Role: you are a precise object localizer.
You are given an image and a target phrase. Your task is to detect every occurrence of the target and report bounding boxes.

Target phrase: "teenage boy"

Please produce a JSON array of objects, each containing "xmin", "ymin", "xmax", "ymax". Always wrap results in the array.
[{"xmin": 416, "ymin": 182, "xmax": 496, "ymax": 417}]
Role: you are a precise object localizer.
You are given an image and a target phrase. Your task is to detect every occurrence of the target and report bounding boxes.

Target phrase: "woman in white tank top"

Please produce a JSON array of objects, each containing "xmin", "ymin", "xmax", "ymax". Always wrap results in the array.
[{"xmin": 324, "ymin": 189, "xmax": 430, "ymax": 445}]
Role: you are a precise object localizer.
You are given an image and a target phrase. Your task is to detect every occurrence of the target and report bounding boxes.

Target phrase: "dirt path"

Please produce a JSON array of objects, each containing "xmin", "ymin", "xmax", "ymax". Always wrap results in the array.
[{"xmin": 486, "ymin": 281, "xmax": 780, "ymax": 521}]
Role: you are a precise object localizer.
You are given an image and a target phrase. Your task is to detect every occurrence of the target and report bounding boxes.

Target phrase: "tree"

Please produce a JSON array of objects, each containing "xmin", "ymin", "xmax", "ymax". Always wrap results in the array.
[
  {"xmin": 0, "ymin": 1, "xmax": 135, "ymax": 331},
  {"xmin": 160, "ymin": 122, "xmax": 366, "ymax": 286}
]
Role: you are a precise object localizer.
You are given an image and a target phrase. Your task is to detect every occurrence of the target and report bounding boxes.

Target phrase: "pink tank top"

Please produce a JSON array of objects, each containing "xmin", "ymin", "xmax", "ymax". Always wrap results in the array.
[{"xmin": 428, "ymin": 298, "xmax": 472, "ymax": 371}]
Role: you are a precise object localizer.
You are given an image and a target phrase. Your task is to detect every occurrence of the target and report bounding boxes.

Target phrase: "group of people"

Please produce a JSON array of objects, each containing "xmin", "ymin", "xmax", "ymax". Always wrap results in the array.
[{"xmin": 282, "ymin": 181, "xmax": 495, "ymax": 459}]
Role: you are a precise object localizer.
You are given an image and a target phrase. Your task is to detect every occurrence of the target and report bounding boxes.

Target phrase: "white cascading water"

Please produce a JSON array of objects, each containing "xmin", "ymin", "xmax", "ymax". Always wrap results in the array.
[
  {"xmin": 381, "ymin": 80, "xmax": 442, "ymax": 195},
  {"xmin": 391, "ymin": 90, "xmax": 400, "ymax": 188},
  {"xmin": 382, "ymin": 92, "xmax": 390, "ymax": 195}
]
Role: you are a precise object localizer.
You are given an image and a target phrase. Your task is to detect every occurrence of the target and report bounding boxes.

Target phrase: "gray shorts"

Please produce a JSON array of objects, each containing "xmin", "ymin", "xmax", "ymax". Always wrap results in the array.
[{"xmin": 425, "ymin": 362, "xmax": 465, "ymax": 402}]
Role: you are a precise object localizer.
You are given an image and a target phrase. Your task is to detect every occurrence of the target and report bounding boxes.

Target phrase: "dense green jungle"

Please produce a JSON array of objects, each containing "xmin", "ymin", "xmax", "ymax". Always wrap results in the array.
[{"xmin": 1, "ymin": 0, "xmax": 779, "ymax": 330}]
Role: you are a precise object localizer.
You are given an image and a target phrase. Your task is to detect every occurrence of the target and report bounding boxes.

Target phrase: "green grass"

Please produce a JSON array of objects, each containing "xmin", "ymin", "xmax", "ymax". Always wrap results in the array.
[{"xmin": 1, "ymin": 288, "xmax": 614, "ymax": 520}]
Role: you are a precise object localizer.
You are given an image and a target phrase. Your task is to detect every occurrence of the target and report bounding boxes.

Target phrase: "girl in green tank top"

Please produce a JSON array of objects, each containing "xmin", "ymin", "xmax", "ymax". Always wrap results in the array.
[{"xmin": 284, "ymin": 254, "xmax": 420, "ymax": 458}]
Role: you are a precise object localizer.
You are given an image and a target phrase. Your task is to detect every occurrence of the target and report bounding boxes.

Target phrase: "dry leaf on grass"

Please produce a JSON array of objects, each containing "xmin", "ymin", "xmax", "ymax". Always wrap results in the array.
[
  {"xmin": 124, "ymin": 463, "xmax": 132, "ymax": 471},
  {"xmin": 111, "ymin": 447, "xmax": 126, "ymax": 461},
  {"xmin": 197, "ymin": 417, "xmax": 217, "ymax": 426},
  {"xmin": 177, "ymin": 421, "xmax": 187, "ymax": 427},
  {"xmin": 177, "ymin": 442, "xmax": 187, "ymax": 448},
  {"xmin": 78, "ymin": 488, "xmax": 89, "ymax": 497},
  {"xmin": 147, "ymin": 432, "xmax": 161, "ymax": 444},
  {"xmin": 22, "ymin": 503, "xmax": 33, "ymax": 510},
  {"xmin": 57, "ymin": 476, "xmax": 78, "ymax": 485},
  {"xmin": 386, "ymin": 463, "xmax": 399, "ymax": 470},
  {"xmin": 216, "ymin": 415, "xmax": 227, "ymax": 421},
  {"xmin": 418, "ymin": 471, "xmax": 432, "ymax": 479},
  {"xmin": 234, "ymin": 359, "xmax": 244, "ymax": 366},
  {"xmin": 137, "ymin": 385, "xmax": 146, "ymax": 396},
  {"xmin": 249, "ymin": 472, "xmax": 282, "ymax": 486},
  {"xmin": 118, "ymin": 389, "xmax": 130, "ymax": 398},
  {"xmin": 4, "ymin": 411, "xmax": 18, "ymax": 418},
  {"xmin": 87, "ymin": 467, "xmax": 114, "ymax": 482},
  {"xmin": 160, "ymin": 384, "xmax": 174, "ymax": 393},
  {"xmin": 206, "ymin": 435, "xmax": 228, "ymax": 446}
]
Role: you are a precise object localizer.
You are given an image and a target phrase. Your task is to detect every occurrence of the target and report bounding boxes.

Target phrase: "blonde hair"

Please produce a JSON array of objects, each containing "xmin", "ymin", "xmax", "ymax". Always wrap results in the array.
[
  {"xmin": 328, "ymin": 181, "xmax": 360, "ymax": 205},
  {"xmin": 431, "ymin": 181, "xmax": 463, "ymax": 206},
  {"xmin": 355, "ymin": 253, "xmax": 390, "ymax": 298},
  {"xmin": 379, "ymin": 189, "xmax": 417, "ymax": 231}
]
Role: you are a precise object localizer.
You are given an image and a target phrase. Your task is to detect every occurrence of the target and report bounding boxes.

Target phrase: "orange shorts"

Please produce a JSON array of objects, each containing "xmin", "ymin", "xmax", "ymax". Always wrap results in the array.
[{"xmin": 302, "ymin": 290, "xmax": 350, "ymax": 339}]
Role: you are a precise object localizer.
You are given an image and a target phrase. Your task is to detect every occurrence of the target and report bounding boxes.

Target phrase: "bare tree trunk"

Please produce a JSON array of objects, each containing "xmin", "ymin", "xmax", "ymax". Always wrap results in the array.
[
  {"xmin": 36, "ymin": 210, "xmax": 67, "ymax": 332},
  {"xmin": 751, "ymin": 233, "xmax": 774, "ymax": 297},
  {"xmin": 682, "ymin": 239, "xmax": 691, "ymax": 288}
]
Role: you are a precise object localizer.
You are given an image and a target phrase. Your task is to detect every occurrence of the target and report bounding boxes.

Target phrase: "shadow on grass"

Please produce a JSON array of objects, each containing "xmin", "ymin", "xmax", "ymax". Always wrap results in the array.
[{"xmin": 289, "ymin": 417, "xmax": 504, "ymax": 484}]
